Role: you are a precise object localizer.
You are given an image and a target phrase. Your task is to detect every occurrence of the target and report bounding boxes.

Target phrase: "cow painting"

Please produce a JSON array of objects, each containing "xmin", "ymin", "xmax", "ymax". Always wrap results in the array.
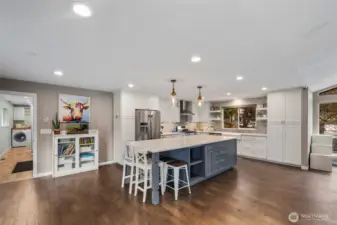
[{"xmin": 59, "ymin": 95, "xmax": 90, "ymax": 122}]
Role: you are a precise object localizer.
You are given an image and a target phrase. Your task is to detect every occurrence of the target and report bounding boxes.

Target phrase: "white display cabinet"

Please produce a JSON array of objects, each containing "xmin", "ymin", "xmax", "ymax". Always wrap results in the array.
[{"xmin": 52, "ymin": 130, "xmax": 99, "ymax": 178}]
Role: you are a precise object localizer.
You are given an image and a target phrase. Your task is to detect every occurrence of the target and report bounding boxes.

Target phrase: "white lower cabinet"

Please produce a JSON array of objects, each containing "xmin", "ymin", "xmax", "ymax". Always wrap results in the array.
[
  {"xmin": 267, "ymin": 124, "xmax": 284, "ymax": 163},
  {"xmin": 284, "ymin": 124, "xmax": 302, "ymax": 165},
  {"xmin": 267, "ymin": 123, "xmax": 301, "ymax": 166},
  {"xmin": 52, "ymin": 131, "xmax": 99, "ymax": 178},
  {"xmin": 238, "ymin": 135, "xmax": 267, "ymax": 159}
]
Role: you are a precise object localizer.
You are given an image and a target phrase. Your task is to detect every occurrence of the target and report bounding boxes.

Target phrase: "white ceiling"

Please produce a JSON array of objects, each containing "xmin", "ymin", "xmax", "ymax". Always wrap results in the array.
[
  {"xmin": 0, "ymin": 94, "xmax": 32, "ymax": 105},
  {"xmin": 1, "ymin": 0, "xmax": 337, "ymax": 100}
]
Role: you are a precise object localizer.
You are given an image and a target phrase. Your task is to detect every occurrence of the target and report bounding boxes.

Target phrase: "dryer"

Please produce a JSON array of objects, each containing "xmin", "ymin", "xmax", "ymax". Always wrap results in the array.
[{"xmin": 12, "ymin": 129, "xmax": 31, "ymax": 147}]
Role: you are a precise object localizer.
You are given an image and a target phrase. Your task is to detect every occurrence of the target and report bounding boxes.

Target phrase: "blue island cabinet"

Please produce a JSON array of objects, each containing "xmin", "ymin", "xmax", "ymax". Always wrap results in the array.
[{"xmin": 160, "ymin": 139, "xmax": 237, "ymax": 186}]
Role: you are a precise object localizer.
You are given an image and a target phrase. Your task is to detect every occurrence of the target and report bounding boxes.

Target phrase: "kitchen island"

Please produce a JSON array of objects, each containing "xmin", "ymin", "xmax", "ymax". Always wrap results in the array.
[{"xmin": 131, "ymin": 135, "xmax": 237, "ymax": 205}]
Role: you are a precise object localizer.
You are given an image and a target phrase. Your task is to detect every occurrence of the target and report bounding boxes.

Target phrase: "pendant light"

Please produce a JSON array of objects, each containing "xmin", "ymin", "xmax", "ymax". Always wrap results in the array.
[
  {"xmin": 197, "ymin": 86, "xmax": 203, "ymax": 107},
  {"xmin": 170, "ymin": 79, "xmax": 177, "ymax": 106}
]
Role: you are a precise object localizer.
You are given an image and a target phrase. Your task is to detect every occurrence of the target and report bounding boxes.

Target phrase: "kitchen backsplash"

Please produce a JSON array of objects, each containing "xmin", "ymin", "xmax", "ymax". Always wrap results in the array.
[
  {"xmin": 162, "ymin": 121, "xmax": 266, "ymax": 134},
  {"xmin": 212, "ymin": 122, "xmax": 267, "ymax": 134}
]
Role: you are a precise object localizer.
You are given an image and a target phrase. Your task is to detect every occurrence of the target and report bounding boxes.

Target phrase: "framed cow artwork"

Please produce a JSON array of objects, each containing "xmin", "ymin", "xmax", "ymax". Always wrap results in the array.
[{"xmin": 58, "ymin": 94, "xmax": 91, "ymax": 123}]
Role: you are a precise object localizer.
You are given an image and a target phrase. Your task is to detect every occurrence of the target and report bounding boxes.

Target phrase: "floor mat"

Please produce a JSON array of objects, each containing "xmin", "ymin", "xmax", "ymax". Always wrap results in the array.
[{"xmin": 12, "ymin": 160, "xmax": 33, "ymax": 173}]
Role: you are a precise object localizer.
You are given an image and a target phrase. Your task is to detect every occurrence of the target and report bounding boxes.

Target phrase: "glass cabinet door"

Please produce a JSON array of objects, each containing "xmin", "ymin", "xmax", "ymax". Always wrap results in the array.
[
  {"xmin": 78, "ymin": 136, "xmax": 96, "ymax": 169},
  {"xmin": 56, "ymin": 138, "xmax": 76, "ymax": 172}
]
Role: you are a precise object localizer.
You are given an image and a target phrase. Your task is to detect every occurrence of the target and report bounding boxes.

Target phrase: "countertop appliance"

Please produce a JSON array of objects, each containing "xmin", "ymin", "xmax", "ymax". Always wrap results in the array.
[
  {"xmin": 175, "ymin": 126, "xmax": 197, "ymax": 135},
  {"xmin": 12, "ymin": 129, "xmax": 31, "ymax": 147},
  {"xmin": 135, "ymin": 109, "xmax": 161, "ymax": 141},
  {"xmin": 176, "ymin": 125, "xmax": 187, "ymax": 132}
]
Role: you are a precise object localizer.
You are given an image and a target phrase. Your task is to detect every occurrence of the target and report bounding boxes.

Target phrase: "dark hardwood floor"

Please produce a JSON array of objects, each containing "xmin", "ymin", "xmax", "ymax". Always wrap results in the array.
[{"xmin": 0, "ymin": 158, "xmax": 336, "ymax": 225}]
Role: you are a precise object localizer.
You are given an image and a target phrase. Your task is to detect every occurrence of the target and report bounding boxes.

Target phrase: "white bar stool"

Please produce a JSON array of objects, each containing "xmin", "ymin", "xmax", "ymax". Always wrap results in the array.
[
  {"xmin": 164, "ymin": 160, "xmax": 191, "ymax": 200},
  {"xmin": 134, "ymin": 148, "xmax": 154, "ymax": 203},
  {"xmin": 121, "ymin": 143, "xmax": 136, "ymax": 194}
]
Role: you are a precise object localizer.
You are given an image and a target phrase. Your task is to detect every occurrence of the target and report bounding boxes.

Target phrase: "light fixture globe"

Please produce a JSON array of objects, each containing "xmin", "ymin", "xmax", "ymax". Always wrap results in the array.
[
  {"xmin": 197, "ymin": 86, "xmax": 203, "ymax": 107},
  {"xmin": 170, "ymin": 79, "xmax": 177, "ymax": 106}
]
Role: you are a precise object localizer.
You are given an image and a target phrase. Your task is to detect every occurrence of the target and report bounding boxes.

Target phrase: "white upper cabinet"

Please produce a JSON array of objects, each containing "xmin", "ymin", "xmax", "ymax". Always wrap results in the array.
[
  {"xmin": 159, "ymin": 99, "xmax": 179, "ymax": 123},
  {"xmin": 267, "ymin": 89, "xmax": 302, "ymax": 124},
  {"xmin": 285, "ymin": 89, "xmax": 302, "ymax": 124},
  {"xmin": 121, "ymin": 91, "xmax": 160, "ymax": 117},
  {"xmin": 13, "ymin": 107, "xmax": 25, "ymax": 121},
  {"xmin": 267, "ymin": 92, "xmax": 285, "ymax": 123}
]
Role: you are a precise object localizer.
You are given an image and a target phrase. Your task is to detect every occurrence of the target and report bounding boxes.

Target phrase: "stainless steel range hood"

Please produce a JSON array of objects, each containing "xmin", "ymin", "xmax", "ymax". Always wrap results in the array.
[{"xmin": 180, "ymin": 100, "xmax": 194, "ymax": 116}]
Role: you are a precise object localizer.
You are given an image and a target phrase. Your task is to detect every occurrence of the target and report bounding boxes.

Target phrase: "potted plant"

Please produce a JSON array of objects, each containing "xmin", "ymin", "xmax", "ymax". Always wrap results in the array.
[{"xmin": 52, "ymin": 113, "xmax": 61, "ymax": 135}]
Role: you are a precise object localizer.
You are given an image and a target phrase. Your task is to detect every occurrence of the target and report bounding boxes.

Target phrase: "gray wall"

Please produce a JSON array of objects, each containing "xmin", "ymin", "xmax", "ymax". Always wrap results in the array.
[
  {"xmin": 0, "ymin": 78, "xmax": 114, "ymax": 174},
  {"xmin": 0, "ymin": 96, "xmax": 13, "ymax": 157},
  {"xmin": 301, "ymin": 88, "xmax": 313, "ymax": 167},
  {"xmin": 211, "ymin": 97, "xmax": 267, "ymax": 133}
]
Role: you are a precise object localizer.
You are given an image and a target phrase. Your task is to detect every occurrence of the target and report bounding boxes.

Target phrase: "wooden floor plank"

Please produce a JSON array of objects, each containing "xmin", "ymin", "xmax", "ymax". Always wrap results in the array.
[{"xmin": 0, "ymin": 158, "xmax": 336, "ymax": 224}]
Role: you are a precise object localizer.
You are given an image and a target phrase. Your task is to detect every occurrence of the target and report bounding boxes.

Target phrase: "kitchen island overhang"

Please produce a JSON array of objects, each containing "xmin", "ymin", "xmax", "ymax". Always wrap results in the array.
[{"xmin": 130, "ymin": 135, "xmax": 237, "ymax": 205}]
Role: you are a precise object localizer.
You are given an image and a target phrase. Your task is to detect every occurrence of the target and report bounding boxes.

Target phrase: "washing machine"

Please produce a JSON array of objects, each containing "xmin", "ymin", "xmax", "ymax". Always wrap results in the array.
[{"xmin": 12, "ymin": 129, "xmax": 31, "ymax": 147}]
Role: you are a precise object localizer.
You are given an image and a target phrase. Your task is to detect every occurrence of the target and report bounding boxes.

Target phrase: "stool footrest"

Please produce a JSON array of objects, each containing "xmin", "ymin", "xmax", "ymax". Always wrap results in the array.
[{"xmin": 166, "ymin": 184, "xmax": 190, "ymax": 191}]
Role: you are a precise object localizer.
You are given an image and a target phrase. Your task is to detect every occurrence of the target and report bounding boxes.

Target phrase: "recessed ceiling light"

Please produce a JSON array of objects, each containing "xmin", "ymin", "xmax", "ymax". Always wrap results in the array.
[
  {"xmin": 236, "ymin": 76, "xmax": 244, "ymax": 81},
  {"xmin": 24, "ymin": 96, "xmax": 28, "ymax": 99},
  {"xmin": 128, "ymin": 83, "xmax": 134, "ymax": 88},
  {"xmin": 261, "ymin": 87, "xmax": 268, "ymax": 91},
  {"xmin": 73, "ymin": 3, "xmax": 92, "ymax": 17},
  {"xmin": 191, "ymin": 55, "xmax": 201, "ymax": 63},
  {"xmin": 54, "ymin": 70, "xmax": 63, "ymax": 76},
  {"xmin": 226, "ymin": 92, "xmax": 231, "ymax": 96}
]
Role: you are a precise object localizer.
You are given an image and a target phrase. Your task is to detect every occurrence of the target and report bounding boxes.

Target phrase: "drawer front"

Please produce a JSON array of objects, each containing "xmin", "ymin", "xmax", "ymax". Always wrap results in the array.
[
  {"xmin": 241, "ymin": 135, "xmax": 267, "ymax": 142},
  {"xmin": 241, "ymin": 141, "xmax": 266, "ymax": 149},
  {"xmin": 240, "ymin": 141, "xmax": 266, "ymax": 158},
  {"xmin": 211, "ymin": 155, "xmax": 235, "ymax": 173},
  {"xmin": 206, "ymin": 140, "xmax": 236, "ymax": 152}
]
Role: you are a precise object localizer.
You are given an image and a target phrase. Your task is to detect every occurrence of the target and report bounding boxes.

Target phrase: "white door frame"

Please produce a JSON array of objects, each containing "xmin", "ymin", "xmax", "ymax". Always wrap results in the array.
[{"xmin": 0, "ymin": 90, "xmax": 38, "ymax": 178}]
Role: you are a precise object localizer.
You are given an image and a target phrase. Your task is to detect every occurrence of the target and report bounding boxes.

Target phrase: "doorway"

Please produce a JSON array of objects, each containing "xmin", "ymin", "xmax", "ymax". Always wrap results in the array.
[{"xmin": 0, "ymin": 90, "xmax": 37, "ymax": 183}]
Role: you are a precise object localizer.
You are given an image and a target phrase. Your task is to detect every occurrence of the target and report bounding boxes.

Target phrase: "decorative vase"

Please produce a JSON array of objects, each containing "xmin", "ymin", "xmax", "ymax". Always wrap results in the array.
[{"xmin": 54, "ymin": 129, "xmax": 60, "ymax": 135}]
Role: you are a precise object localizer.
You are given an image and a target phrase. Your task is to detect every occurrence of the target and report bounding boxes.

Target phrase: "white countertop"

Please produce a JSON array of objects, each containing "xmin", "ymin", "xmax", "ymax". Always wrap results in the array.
[
  {"xmin": 161, "ymin": 132, "xmax": 184, "ymax": 136},
  {"xmin": 130, "ymin": 135, "xmax": 236, "ymax": 153},
  {"xmin": 196, "ymin": 131, "xmax": 267, "ymax": 137}
]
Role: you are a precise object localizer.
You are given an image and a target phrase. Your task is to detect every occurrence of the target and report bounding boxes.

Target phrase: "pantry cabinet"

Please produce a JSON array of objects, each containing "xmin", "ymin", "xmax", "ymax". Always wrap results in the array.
[{"xmin": 267, "ymin": 88, "xmax": 303, "ymax": 166}]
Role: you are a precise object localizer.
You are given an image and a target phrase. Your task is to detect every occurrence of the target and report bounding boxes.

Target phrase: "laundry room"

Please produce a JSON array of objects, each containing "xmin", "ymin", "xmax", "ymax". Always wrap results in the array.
[{"xmin": 0, "ymin": 94, "xmax": 34, "ymax": 183}]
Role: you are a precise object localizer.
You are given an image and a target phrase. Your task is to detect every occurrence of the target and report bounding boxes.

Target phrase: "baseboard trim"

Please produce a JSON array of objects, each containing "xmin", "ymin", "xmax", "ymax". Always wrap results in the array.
[
  {"xmin": 238, "ymin": 155, "xmax": 302, "ymax": 168},
  {"xmin": 34, "ymin": 172, "xmax": 52, "ymax": 178},
  {"xmin": 99, "ymin": 160, "xmax": 116, "ymax": 166},
  {"xmin": 301, "ymin": 165, "xmax": 309, "ymax": 171}
]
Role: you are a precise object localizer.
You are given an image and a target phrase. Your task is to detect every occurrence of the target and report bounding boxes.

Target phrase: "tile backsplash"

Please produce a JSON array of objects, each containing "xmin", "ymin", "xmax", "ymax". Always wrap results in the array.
[{"xmin": 162, "ymin": 121, "xmax": 266, "ymax": 134}]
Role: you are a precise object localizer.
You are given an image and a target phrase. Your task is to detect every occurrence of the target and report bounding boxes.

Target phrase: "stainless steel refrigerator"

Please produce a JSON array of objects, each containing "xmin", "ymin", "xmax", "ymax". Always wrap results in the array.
[{"xmin": 135, "ymin": 109, "xmax": 161, "ymax": 141}]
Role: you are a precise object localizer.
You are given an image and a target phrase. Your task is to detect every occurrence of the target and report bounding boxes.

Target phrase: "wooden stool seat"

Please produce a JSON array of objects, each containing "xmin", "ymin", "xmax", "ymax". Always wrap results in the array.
[{"xmin": 167, "ymin": 160, "xmax": 186, "ymax": 167}]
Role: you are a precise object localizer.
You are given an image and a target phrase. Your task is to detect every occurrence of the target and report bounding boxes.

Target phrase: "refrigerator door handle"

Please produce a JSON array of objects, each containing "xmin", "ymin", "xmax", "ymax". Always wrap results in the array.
[{"xmin": 148, "ymin": 114, "xmax": 152, "ymax": 140}]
